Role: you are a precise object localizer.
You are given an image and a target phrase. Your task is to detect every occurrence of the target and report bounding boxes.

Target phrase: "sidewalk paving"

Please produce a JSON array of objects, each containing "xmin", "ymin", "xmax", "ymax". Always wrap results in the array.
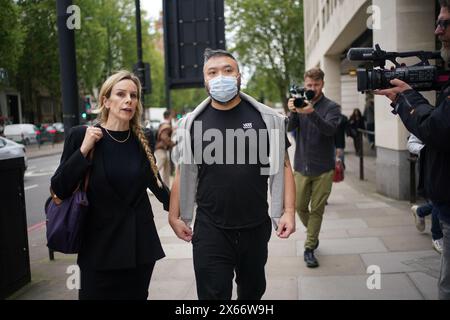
[
  {"xmin": 10, "ymin": 139, "xmax": 440, "ymax": 300},
  {"xmin": 26, "ymin": 142, "xmax": 64, "ymax": 160}
]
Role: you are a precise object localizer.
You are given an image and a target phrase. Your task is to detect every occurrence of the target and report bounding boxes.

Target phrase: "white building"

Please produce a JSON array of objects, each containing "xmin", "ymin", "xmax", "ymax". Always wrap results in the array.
[{"xmin": 304, "ymin": 0, "xmax": 438, "ymax": 200}]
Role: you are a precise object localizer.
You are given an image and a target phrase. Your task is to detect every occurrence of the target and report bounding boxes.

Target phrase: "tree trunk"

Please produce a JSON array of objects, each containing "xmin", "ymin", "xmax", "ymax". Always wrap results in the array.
[{"xmin": 279, "ymin": 87, "xmax": 288, "ymax": 114}]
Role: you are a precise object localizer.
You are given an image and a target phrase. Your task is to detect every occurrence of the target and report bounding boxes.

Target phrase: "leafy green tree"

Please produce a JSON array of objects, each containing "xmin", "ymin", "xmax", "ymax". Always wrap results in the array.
[
  {"xmin": 16, "ymin": 0, "xmax": 61, "ymax": 123},
  {"xmin": 74, "ymin": 0, "xmax": 108, "ymax": 96},
  {"xmin": 226, "ymin": 0, "xmax": 304, "ymax": 110},
  {"xmin": 245, "ymin": 69, "xmax": 281, "ymax": 106},
  {"xmin": 74, "ymin": 0, "xmax": 136, "ymax": 95},
  {"xmin": 0, "ymin": 0, "xmax": 24, "ymax": 84},
  {"xmin": 74, "ymin": 0, "xmax": 166, "ymax": 109},
  {"xmin": 143, "ymin": 32, "xmax": 166, "ymax": 108},
  {"xmin": 171, "ymin": 87, "xmax": 207, "ymax": 112},
  {"xmin": 11, "ymin": 0, "xmax": 204, "ymax": 122}
]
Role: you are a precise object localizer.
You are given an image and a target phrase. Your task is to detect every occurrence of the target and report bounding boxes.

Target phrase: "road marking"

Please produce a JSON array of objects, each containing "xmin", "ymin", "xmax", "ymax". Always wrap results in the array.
[
  {"xmin": 24, "ymin": 184, "xmax": 38, "ymax": 191},
  {"xmin": 28, "ymin": 221, "xmax": 46, "ymax": 233},
  {"xmin": 25, "ymin": 170, "xmax": 54, "ymax": 177}
]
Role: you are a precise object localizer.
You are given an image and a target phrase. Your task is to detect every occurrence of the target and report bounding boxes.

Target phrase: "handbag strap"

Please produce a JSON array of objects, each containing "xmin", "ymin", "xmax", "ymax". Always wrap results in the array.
[{"xmin": 82, "ymin": 147, "xmax": 95, "ymax": 192}]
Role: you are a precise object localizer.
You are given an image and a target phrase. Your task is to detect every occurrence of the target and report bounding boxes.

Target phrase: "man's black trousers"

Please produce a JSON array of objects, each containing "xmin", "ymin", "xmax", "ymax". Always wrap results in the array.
[{"xmin": 192, "ymin": 216, "xmax": 272, "ymax": 300}]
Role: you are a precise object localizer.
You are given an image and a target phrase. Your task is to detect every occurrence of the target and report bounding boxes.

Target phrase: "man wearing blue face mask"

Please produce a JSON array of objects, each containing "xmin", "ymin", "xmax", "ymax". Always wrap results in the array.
[{"xmin": 169, "ymin": 48, "xmax": 296, "ymax": 300}]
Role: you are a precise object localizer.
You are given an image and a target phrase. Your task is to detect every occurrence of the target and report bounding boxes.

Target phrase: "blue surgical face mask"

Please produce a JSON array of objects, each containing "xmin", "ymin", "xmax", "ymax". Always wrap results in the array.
[{"xmin": 208, "ymin": 75, "xmax": 239, "ymax": 103}]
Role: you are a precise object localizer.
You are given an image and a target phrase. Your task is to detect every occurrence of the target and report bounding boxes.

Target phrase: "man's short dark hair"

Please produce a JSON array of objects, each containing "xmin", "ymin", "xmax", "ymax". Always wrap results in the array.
[
  {"xmin": 163, "ymin": 110, "xmax": 171, "ymax": 119},
  {"xmin": 440, "ymin": 0, "xmax": 450, "ymax": 9},
  {"xmin": 203, "ymin": 48, "xmax": 237, "ymax": 65},
  {"xmin": 304, "ymin": 68, "xmax": 325, "ymax": 81}
]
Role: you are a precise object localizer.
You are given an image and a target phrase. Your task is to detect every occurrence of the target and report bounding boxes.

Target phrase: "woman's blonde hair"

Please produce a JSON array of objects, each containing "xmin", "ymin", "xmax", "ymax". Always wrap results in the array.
[{"xmin": 96, "ymin": 70, "xmax": 160, "ymax": 185}]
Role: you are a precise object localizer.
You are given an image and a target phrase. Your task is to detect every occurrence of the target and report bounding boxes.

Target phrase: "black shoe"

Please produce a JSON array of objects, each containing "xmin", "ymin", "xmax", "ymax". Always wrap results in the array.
[
  {"xmin": 304, "ymin": 249, "xmax": 319, "ymax": 268},
  {"xmin": 313, "ymin": 239, "xmax": 319, "ymax": 250}
]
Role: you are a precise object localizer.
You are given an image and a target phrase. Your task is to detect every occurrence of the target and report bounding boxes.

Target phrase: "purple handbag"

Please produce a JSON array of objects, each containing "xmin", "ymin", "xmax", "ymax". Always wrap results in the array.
[{"xmin": 44, "ymin": 150, "xmax": 93, "ymax": 254}]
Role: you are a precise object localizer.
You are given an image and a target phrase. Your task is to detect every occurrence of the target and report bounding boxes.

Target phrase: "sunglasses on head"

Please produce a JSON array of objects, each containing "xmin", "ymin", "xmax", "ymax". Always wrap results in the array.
[{"xmin": 436, "ymin": 19, "xmax": 450, "ymax": 30}]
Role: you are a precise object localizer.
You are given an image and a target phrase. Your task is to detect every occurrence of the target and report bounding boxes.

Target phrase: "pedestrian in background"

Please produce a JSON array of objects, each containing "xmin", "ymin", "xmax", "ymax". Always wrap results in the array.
[
  {"xmin": 347, "ymin": 108, "xmax": 365, "ymax": 155},
  {"xmin": 408, "ymin": 134, "xmax": 443, "ymax": 254},
  {"xmin": 363, "ymin": 97, "xmax": 375, "ymax": 149},
  {"xmin": 155, "ymin": 110, "xmax": 175, "ymax": 187},
  {"xmin": 51, "ymin": 70, "xmax": 170, "ymax": 300},
  {"xmin": 287, "ymin": 68, "xmax": 341, "ymax": 268}
]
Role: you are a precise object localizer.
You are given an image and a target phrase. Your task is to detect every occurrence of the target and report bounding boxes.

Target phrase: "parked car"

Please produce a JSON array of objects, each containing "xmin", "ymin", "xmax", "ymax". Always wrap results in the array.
[
  {"xmin": 52, "ymin": 122, "xmax": 64, "ymax": 133},
  {"xmin": 0, "ymin": 136, "xmax": 28, "ymax": 170},
  {"xmin": 52, "ymin": 122, "xmax": 65, "ymax": 142},
  {"xmin": 3, "ymin": 124, "xmax": 39, "ymax": 145},
  {"xmin": 37, "ymin": 124, "xmax": 57, "ymax": 144}
]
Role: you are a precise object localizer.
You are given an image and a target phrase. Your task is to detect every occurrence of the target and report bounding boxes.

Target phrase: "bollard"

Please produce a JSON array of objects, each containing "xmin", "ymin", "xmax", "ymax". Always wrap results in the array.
[{"xmin": 49, "ymin": 249, "xmax": 55, "ymax": 261}]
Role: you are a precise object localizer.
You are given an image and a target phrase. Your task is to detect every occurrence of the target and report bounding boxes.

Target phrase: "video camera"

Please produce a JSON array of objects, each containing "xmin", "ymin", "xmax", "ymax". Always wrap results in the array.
[
  {"xmin": 289, "ymin": 84, "xmax": 315, "ymax": 108},
  {"xmin": 347, "ymin": 44, "xmax": 450, "ymax": 93}
]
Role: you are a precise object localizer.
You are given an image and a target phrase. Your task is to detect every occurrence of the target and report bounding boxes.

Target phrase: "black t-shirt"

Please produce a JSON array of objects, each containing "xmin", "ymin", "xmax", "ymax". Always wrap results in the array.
[{"xmin": 191, "ymin": 100, "xmax": 289, "ymax": 229}]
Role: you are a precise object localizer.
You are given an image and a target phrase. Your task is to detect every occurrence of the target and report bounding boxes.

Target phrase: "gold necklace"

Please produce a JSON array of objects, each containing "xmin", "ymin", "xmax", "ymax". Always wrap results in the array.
[{"xmin": 104, "ymin": 127, "xmax": 131, "ymax": 143}]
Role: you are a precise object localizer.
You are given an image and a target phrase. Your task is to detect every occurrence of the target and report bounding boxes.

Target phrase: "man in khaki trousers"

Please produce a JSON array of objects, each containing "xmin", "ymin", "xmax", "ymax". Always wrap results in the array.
[{"xmin": 287, "ymin": 68, "xmax": 341, "ymax": 268}]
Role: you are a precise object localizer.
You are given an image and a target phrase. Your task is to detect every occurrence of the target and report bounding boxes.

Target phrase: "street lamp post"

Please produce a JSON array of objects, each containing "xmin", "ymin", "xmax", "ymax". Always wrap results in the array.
[
  {"xmin": 135, "ymin": 0, "xmax": 145, "ymax": 108},
  {"xmin": 56, "ymin": 0, "xmax": 80, "ymax": 132}
]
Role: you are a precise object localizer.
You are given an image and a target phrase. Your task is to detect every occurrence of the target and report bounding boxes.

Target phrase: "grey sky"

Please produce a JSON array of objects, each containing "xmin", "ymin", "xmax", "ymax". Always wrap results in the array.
[{"xmin": 140, "ymin": 0, "xmax": 162, "ymax": 20}]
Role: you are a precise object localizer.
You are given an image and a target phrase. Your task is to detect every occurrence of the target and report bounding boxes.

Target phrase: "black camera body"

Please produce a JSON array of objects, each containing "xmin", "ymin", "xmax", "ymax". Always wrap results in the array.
[
  {"xmin": 290, "ymin": 85, "xmax": 315, "ymax": 108},
  {"xmin": 347, "ymin": 44, "xmax": 450, "ymax": 93}
]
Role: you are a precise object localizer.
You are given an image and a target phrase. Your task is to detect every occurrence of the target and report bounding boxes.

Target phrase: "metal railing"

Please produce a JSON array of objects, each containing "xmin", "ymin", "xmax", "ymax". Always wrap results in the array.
[{"xmin": 356, "ymin": 128, "xmax": 375, "ymax": 181}]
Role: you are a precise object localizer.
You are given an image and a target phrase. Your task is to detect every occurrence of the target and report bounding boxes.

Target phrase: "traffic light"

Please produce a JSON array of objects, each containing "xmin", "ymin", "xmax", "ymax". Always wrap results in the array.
[
  {"xmin": 133, "ymin": 62, "xmax": 151, "ymax": 94},
  {"xmin": 81, "ymin": 112, "xmax": 87, "ymax": 119}
]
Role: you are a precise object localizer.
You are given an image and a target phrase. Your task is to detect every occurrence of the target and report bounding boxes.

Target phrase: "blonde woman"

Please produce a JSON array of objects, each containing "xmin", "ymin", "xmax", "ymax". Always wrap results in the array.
[{"xmin": 51, "ymin": 70, "xmax": 169, "ymax": 300}]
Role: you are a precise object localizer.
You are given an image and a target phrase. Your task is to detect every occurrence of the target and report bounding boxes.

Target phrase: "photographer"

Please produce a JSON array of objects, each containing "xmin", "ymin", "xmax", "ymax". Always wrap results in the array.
[
  {"xmin": 288, "ymin": 68, "xmax": 341, "ymax": 268},
  {"xmin": 375, "ymin": 0, "xmax": 450, "ymax": 300}
]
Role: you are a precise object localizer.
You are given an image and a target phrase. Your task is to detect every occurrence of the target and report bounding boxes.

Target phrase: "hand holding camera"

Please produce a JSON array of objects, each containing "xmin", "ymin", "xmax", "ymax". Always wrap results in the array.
[
  {"xmin": 289, "ymin": 98, "xmax": 314, "ymax": 114},
  {"xmin": 374, "ymin": 79, "xmax": 413, "ymax": 102}
]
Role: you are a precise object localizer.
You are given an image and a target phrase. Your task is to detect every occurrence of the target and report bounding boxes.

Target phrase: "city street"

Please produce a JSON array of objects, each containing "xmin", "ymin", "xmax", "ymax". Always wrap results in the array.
[
  {"xmin": 24, "ymin": 154, "xmax": 59, "ymax": 227},
  {"xmin": 5, "ymin": 138, "xmax": 441, "ymax": 301},
  {"xmin": 1, "ymin": 0, "xmax": 447, "ymax": 303}
]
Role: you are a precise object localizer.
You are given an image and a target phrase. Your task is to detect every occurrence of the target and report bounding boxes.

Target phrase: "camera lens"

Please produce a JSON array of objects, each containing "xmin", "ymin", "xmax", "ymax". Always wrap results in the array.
[
  {"xmin": 294, "ymin": 98, "xmax": 306, "ymax": 108},
  {"xmin": 305, "ymin": 90, "xmax": 315, "ymax": 101}
]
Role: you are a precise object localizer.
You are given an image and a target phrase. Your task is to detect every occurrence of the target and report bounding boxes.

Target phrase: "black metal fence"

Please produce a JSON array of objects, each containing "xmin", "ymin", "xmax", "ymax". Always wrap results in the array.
[{"xmin": 356, "ymin": 128, "xmax": 374, "ymax": 181}]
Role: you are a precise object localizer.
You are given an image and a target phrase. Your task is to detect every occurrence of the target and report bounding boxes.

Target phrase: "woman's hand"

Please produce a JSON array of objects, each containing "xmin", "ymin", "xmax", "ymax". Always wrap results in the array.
[
  {"xmin": 169, "ymin": 218, "xmax": 193, "ymax": 242},
  {"xmin": 80, "ymin": 126, "xmax": 103, "ymax": 157}
]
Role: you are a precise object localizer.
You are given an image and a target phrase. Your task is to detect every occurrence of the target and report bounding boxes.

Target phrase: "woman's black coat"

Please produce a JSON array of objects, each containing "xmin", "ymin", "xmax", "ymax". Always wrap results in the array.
[{"xmin": 51, "ymin": 125, "xmax": 169, "ymax": 270}]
